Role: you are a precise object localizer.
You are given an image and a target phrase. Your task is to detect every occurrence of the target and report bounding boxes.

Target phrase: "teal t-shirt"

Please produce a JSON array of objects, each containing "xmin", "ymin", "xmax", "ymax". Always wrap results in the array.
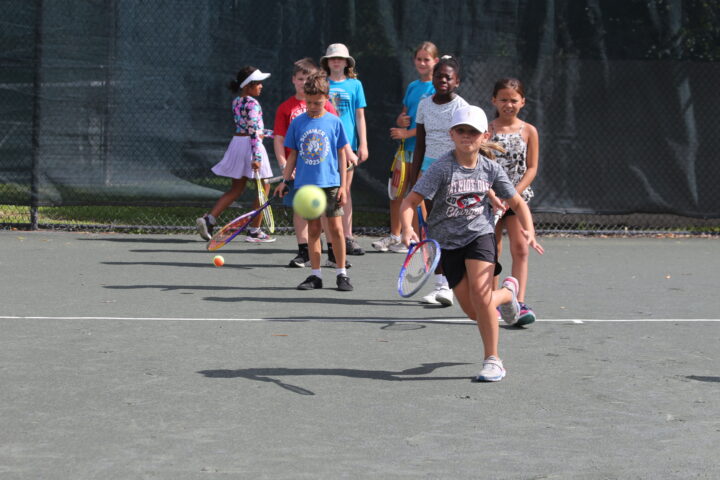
[
  {"xmin": 402, "ymin": 79, "xmax": 435, "ymax": 152},
  {"xmin": 328, "ymin": 78, "xmax": 366, "ymax": 151},
  {"xmin": 284, "ymin": 112, "xmax": 349, "ymax": 188}
]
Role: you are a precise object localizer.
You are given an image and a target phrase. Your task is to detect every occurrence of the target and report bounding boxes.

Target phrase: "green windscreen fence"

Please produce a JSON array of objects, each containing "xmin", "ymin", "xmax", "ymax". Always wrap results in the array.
[{"xmin": 2, "ymin": 0, "xmax": 719, "ymax": 233}]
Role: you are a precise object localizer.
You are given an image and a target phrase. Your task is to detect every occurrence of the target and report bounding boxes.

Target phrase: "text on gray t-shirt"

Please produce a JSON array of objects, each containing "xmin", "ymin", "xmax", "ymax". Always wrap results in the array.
[{"xmin": 413, "ymin": 151, "xmax": 516, "ymax": 250}]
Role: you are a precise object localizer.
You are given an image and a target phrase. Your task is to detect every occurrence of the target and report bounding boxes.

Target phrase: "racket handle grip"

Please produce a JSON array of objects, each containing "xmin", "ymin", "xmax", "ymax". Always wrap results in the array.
[{"xmin": 493, "ymin": 209, "xmax": 503, "ymax": 225}]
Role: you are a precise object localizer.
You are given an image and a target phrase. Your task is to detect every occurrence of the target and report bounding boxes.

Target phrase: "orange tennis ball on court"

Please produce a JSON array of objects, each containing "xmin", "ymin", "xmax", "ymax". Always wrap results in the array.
[
  {"xmin": 293, "ymin": 185, "xmax": 326, "ymax": 220},
  {"xmin": 213, "ymin": 255, "xmax": 224, "ymax": 267}
]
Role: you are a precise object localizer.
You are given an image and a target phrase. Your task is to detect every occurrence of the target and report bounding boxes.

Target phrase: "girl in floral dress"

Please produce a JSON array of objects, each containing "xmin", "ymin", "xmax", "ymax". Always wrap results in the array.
[
  {"xmin": 196, "ymin": 66, "xmax": 276, "ymax": 243},
  {"xmin": 489, "ymin": 78, "xmax": 539, "ymax": 325}
]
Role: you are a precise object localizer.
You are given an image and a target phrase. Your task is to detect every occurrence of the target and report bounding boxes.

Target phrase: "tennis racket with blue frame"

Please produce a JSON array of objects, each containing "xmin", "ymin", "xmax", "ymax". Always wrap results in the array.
[{"xmin": 397, "ymin": 205, "xmax": 440, "ymax": 297}]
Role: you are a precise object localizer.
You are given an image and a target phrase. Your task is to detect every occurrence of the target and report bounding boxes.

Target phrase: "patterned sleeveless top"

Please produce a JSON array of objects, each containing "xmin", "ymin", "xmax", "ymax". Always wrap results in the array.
[{"xmin": 490, "ymin": 122, "xmax": 534, "ymax": 202}]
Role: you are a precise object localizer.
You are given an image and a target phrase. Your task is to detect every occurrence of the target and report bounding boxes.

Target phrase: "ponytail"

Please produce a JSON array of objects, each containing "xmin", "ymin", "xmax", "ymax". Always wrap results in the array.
[{"xmin": 479, "ymin": 141, "xmax": 505, "ymax": 160}]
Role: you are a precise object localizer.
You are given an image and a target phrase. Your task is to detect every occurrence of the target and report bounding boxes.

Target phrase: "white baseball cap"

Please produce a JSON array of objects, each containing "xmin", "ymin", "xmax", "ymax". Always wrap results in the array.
[
  {"xmin": 449, "ymin": 105, "xmax": 488, "ymax": 133},
  {"xmin": 320, "ymin": 43, "xmax": 356, "ymax": 69},
  {"xmin": 240, "ymin": 69, "xmax": 271, "ymax": 88}
]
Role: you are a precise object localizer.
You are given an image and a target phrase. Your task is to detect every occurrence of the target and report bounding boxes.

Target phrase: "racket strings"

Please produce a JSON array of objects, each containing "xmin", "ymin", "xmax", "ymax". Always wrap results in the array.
[
  {"xmin": 255, "ymin": 175, "xmax": 275, "ymax": 233},
  {"xmin": 207, "ymin": 214, "xmax": 253, "ymax": 250},
  {"xmin": 401, "ymin": 241, "xmax": 439, "ymax": 293}
]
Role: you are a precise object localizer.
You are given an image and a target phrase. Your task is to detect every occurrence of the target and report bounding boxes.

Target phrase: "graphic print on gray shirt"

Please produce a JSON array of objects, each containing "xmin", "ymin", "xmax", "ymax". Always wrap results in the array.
[{"xmin": 413, "ymin": 151, "xmax": 516, "ymax": 250}]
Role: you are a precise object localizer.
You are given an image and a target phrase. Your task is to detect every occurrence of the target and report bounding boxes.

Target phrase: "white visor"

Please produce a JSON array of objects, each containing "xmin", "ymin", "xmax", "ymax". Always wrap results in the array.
[{"xmin": 240, "ymin": 69, "xmax": 271, "ymax": 88}]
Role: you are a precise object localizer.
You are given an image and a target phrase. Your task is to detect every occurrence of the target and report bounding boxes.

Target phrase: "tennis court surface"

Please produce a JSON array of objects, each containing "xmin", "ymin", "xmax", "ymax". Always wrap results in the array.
[{"xmin": 1, "ymin": 231, "xmax": 718, "ymax": 479}]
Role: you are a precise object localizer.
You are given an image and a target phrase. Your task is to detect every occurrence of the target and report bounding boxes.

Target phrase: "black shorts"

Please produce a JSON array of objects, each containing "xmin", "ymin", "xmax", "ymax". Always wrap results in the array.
[{"xmin": 441, "ymin": 234, "xmax": 500, "ymax": 289}]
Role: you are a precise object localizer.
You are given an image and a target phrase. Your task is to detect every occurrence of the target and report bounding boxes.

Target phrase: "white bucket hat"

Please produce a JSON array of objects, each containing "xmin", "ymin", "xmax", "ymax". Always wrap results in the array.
[
  {"xmin": 240, "ymin": 69, "xmax": 271, "ymax": 88},
  {"xmin": 320, "ymin": 43, "xmax": 356, "ymax": 69},
  {"xmin": 449, "ymin": 105, "xmax": 488, "ymax": 133}
]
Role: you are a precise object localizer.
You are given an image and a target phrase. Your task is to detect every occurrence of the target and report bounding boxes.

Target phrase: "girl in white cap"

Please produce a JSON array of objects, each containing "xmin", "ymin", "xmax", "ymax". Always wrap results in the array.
[
  {"xmin": 320, "ymin": 43, "xmax": 368, "ymax": 257},
  {"xmin": 399, "ymin": 105, "xmax": 544, "ymax": 382},
  {"xmin": 196, "ymin": 66, "xmax": 276, "ymax": 243}
]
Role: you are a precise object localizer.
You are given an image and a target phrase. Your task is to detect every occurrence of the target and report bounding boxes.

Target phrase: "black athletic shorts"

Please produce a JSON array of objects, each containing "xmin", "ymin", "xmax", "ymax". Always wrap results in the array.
[{"xmin": 441, "ymin": 233, "xmax": 500, "ymax": 289}]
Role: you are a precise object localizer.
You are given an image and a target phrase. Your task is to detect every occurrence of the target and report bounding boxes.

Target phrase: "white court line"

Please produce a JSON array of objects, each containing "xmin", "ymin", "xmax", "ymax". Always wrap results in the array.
[{"xmin": 0, "ymin": 316, "xmax": 718, "ymax": 323}]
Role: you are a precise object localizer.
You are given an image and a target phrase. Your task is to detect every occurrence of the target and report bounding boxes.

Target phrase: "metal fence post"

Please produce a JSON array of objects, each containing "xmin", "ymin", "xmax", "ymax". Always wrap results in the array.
[{"xmin": 29, "ymin": 0, "xmax": 44, "ymax": 230}]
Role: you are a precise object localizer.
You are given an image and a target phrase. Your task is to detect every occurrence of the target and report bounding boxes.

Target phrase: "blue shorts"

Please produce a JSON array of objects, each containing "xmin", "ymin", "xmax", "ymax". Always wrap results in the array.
[{"xmin": 421, "ymin": 156, "xmax": 437, "ymax": 172}]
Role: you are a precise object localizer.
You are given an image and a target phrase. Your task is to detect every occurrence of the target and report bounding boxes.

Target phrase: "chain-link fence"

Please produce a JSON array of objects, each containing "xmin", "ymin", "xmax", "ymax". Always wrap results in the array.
[{"xmin": 2, "ymin": 0, "xmax": 719, "ymax": 235}]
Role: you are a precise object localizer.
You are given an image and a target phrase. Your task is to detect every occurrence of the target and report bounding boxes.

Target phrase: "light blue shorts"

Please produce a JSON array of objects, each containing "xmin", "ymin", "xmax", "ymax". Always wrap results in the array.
[{"xmin": 421, "ymin": 156, "xmax": 437, "ymax": 172}]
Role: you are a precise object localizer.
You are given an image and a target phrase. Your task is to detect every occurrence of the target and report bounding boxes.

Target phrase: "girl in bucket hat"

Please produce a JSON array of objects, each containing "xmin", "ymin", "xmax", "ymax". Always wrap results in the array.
[{"xmin": 321, "ymin": 43, "xmax": 368, "ymax": 257}]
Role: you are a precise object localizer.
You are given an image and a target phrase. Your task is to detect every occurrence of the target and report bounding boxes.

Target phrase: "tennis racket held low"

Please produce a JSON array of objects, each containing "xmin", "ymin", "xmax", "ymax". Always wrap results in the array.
[
  {"xmin": 397, "ymin": 238, "xmax": 441, "ymax": 298},
  {"xmin": 206, "ymin": 197, "xmax": 274, "ymax": 251}
]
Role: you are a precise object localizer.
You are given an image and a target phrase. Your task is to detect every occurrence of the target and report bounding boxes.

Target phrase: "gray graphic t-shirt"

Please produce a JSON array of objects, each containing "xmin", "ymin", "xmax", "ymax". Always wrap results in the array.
[{"xmin": 413, "ymin": 151, "xmax": 516, "ymax": 250}]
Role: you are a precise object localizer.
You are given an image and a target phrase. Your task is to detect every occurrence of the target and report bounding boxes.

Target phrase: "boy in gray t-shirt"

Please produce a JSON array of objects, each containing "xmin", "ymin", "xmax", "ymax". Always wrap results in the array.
[{"xmin": 400, "ymin": 105, "xmax": 544, "ymax": 383}]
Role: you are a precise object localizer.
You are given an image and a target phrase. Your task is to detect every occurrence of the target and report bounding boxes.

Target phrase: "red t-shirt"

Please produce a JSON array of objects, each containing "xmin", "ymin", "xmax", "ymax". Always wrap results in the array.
[{"xmin": 274, "ymin": 96, "xmax": 338, "ymax": 157}]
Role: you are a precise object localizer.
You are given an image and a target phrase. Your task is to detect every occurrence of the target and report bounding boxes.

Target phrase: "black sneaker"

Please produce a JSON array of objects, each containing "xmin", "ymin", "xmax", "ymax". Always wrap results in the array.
[
  {"xmin": 325, "ymin": 248, "xmax": 351, "ymax": 268},
  {"xmin": 336, "ymin": 274, "xmax": 354, "ymax": 291},
  {"xmin": 346, "ymin": 237, "xmax": 365, "ymax": 256},
  {"xmin": 324, "ymin": 257, "xmax": 352, "ymax": 268},
  {"xmin": 196, "ymin": 216, "xmax": 214, "ymax": 241},
  {"xmin": 297, "ymin": 275, "xmax": 323, "ymax": 290},
  {"xmin": 288, "ymin": 252, "xmax": 309, "ymax": 268}
]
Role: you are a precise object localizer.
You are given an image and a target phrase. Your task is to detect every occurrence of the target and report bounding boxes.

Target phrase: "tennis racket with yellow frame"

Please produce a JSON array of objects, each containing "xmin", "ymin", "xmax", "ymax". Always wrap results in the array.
[
  {"xmin": 387, "ymin": 140, "xmax": 407, "ymax": 200},
  {"xmin": 254, "ymin": 171, "xmax": 275, "ymax": 234}
]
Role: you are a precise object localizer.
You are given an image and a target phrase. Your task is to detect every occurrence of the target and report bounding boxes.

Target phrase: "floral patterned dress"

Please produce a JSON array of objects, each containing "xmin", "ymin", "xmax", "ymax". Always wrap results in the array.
[
  {"xmin": 490, "ymin": 122, "xmax": 534, "ymax": 202},
  {"xmin": 212, "ymin": 96, "xmax": 273, "ymax": 179}
]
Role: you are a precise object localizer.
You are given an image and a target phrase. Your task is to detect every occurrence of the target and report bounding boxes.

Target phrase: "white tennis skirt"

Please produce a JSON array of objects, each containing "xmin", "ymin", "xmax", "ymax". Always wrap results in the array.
[{"xmin": 211, "ymin": 136, "xmax": 273, "ymax": 179}]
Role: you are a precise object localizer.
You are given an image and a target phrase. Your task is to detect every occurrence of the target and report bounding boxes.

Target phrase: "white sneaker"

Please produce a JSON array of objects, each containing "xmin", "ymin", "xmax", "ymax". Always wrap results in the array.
[
  {"xmin": 421, "ymin": 287, "xmax": 440, "ymax": 304},
  {"xmin": 372, "ymin": 235, "xmax": 408, "ymax": 253},
  {"xmin": 475, "ymin": 356, "xmax": 506, "ymax": 382},
  {"xmin": 421, "ymin": 283, "xmax": 453, "ymax": 306},
  {"xmin": 435, "ymin": 285, "xmax": 454, "ymax": 306},
  {"xmin": 245, "ymin": 229, "xmax": 276, "ymax": 243},
  {"xmin": 371, "ymin": 236, "xmax": 394, "ymax": 252},
  {"xmin": 388, "ymin": 241, "xmax": 408, "ymax": 253},
  {"xmin": 195, "ymin": 216, "xmax": 213, "ymax": 241},
  {"xmin": 499, "ymin": 277, "xmax": 520, "ymax": 325}
]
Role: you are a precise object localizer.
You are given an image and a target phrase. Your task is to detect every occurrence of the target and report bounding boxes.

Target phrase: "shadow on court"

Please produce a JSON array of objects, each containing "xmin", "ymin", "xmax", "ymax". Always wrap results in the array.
[
  {"xmin": 686, "ymin": 375, "xmax": 720, "ymax": 383},
  {"xmin": 199, "ymin": 362, "xmax": 473, "ymax": 396}
]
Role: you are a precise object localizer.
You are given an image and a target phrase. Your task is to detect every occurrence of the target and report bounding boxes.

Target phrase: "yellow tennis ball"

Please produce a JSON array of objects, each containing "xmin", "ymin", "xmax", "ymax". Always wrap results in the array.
[
  {"xmin": 213, "ymin": 255, "xmax": 224, "ymax": 267},
  {"xmin": 293, "ymin": 185, "xmax": 327, "ymax": 220}
]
